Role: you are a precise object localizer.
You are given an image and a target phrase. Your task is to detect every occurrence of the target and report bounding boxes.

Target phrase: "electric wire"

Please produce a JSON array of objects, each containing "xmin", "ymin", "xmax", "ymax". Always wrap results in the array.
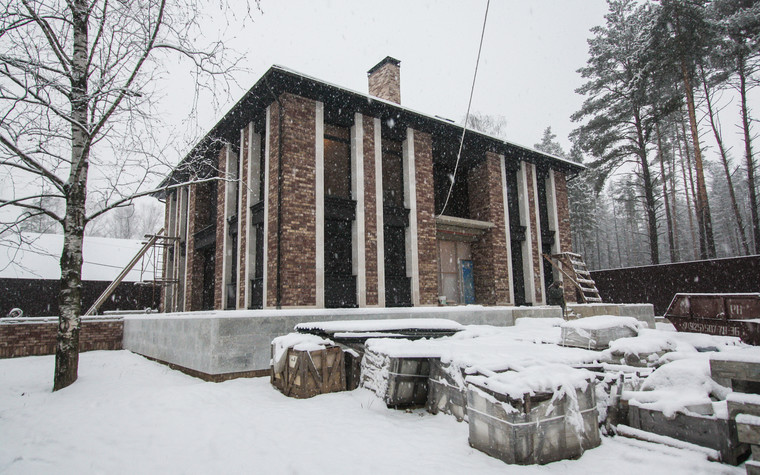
[{"xmin": 438, "ymin": 0, "xmax": 491, "ymax": 218}]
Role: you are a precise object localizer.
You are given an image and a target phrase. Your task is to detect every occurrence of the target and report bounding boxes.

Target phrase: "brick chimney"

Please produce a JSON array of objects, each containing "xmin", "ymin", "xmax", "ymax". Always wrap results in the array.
[{"xmin": 367, "ymin": 56, "xmax": 401, "ymax": 104}]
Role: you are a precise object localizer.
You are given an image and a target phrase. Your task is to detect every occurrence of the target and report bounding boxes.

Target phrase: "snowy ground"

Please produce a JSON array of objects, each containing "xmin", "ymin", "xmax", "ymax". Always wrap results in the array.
[{"xmin": 0, "ymin": 350, "xmax": 743, "ymax": 474}]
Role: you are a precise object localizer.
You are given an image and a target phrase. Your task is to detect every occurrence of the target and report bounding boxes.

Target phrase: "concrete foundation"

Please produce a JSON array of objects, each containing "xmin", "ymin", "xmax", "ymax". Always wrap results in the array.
[{"xmin": 122, "ymin": 303, "xmax": 648, "ymax": 380}]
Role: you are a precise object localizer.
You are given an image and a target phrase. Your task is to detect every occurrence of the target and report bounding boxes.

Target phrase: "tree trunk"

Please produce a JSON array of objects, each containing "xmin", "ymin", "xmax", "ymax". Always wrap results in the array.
[
  {"xmin": 738, "ymin": 52, "xmax": 760, "ymax": 254},
  {"xmin": 656, "ymin": 123, "xmax": 676, "ymax": 262},
  {"xmin": 634, "ymin": 109, "xmax": 659, "ymax": 265},
  {"xmin": 678, "ymin": 112, "xmax": 699, "ymax": 260},
  {"xmin": 55, "ymin": 0, "xmax": 90, "ymax": 392},
  {"xmin": 681, "ymin": 60, "xmax": 716, "ymax": 258},
  {"xmin": 669, "ymin": 141, "xmax": 680, "ymax": 261},
  {"xmin": 700, "ymin": 65, "xmax": 750, "ymax": 255}
]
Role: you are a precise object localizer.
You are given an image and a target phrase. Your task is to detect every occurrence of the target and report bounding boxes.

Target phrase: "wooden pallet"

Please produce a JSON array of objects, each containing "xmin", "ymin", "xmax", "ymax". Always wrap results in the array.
[{"xmin": 543, "ymin": 252, "xmax": 602, "ymax": 304}]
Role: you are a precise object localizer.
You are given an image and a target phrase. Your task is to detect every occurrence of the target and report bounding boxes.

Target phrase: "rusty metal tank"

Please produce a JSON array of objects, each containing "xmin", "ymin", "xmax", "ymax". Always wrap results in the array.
[{"xmin": 664, "ymin": 293, "xmax": 760, "ymax": 345}]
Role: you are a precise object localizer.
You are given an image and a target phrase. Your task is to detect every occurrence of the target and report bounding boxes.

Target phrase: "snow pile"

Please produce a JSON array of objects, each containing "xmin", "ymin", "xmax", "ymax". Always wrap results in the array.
[
  {"xmin": 561, "ymin": 316, "xmax": 641, "ymax": 350},
  {"xmin": 295, "ymin": 318, "xmax": 464, "ymax": 333},
  {"xmin": 605, "ymin": 329, "xmax": 745, "ymax": 367},
  {"xmin": 271, "ymin": 333, "xmax": 334, "ymax": 373},
  {"xmin": 0, "ymin": 351, "xmax": 744, "ymax": 473},
  {"xmin": 710, "ymin": 346, "xmax": 760, "ymax": 365},
  {"xmin": 364, "ymin": 324, "xmax": 600, "ymax": 376},
  {"xmin": 624, "ymin": 357, "xmax": 730, "ymax": 418},
  {"xmin": 466, "ymin": 364, "xmax": 594, "ymax": 403}
]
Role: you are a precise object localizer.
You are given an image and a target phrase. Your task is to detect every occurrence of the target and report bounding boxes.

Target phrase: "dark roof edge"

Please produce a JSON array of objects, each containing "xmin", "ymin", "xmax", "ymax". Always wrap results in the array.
[
  {"xmin": 156, "ymin": 64, "xmax": 584, "ymax": 197},
  {"xmin": 367, "ymin": 56, "xmax": 401, "ymax": 75}
]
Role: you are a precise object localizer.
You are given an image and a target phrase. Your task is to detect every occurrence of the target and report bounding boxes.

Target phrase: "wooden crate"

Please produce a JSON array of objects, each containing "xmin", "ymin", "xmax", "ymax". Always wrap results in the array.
[{"xmin": 271, "ymin": 345, "xmax": 345, "ymax": 399}]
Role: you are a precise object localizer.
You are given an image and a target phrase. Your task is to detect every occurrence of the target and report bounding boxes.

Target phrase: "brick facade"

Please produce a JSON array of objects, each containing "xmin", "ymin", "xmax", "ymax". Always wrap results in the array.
[
  {"xmin": 0, "ymin": 318, "xmax": 123, "ymax": 358},
  {"xmin": 525, "ymin": 165, "xmax": 544, "ymax": 304},
  {"xmin": 161, "ymin": 63, "xmax": 584, "ymax": 311},
  {"xmin": 363, "ymin": 116, "xmax": 379, "ymax": 306},
  {"xmin": 468, "ymin": 152, "xmax": 511, "ymax": 305},
  {"xmin": 553, "ymin": 171, "xmax": 577, "ymax": 303},
  {"xmin": 412, "ymin": 130, "xmax": 438, "ymax": 305},
  {"xmin": 214, "ymin": 146, "xmax": 227, "ymax": 310},
  {"xmin": 187, "ymin": 180, "xmax": 215, "ymax": 311},
  {"xmin": 267, "ymin": 93, "xmax": 317, "ymax": 307}
]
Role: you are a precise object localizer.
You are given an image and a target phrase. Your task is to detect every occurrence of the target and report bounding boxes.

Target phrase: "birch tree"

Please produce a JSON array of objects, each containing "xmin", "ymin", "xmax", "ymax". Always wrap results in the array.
[{"xmin": 0, "ymin": 0, "xmax": 253, "ymax": 390}]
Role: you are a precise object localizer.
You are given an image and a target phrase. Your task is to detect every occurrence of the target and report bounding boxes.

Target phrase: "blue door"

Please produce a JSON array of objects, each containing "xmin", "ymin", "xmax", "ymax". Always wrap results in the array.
[{"xmin": 460, "ymin": 260, "xmax": 475, "ymax": 304}]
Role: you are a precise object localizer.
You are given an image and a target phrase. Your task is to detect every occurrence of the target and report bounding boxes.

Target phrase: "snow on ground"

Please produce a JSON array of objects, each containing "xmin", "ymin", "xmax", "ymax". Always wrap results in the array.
[{"xmin": 0, "ymin": 350, "xmax": 743, "ymax": 474}]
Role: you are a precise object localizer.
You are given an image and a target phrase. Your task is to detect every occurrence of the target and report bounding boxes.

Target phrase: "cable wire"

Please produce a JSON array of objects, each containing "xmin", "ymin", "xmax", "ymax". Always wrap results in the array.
[{"xmin": 438, "ymin": 0, "xmax": 491, "ymax": 217}]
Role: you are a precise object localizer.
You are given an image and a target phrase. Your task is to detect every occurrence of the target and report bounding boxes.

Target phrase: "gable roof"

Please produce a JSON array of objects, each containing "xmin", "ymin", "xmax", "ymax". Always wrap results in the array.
[{"xmin": 158, "ymin": 65, "xmax": 584, "ymax": 195}]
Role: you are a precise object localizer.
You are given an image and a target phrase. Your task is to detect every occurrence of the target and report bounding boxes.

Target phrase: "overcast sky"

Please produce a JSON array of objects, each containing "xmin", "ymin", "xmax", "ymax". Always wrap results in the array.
[
  {"xmin": 161, "ymin": 0, "xmax": 610, "ymax": 161},
  {"xmin": 151, "ymin": 0, "xmax": 759, "ymax": 185}
]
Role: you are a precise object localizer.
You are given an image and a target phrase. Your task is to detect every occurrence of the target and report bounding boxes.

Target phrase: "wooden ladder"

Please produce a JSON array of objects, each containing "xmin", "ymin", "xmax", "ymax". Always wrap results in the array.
[{"xmin": 543, "ymin": 252, "xmax": 602, "ymax": 304}]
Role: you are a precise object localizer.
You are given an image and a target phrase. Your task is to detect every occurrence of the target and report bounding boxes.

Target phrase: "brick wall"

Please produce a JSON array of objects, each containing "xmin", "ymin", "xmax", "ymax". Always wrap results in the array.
[
  {"xmin": 363, "ymin": 116, "xmax": 379, "ymax": 306},
  {"xmin": 468, "ymin": 152, "xmax": 511, "ymax": 305},
  {"xmin": 368, "ymin": 62, "xmax": 401, "ymax": 104},
  {"xmin": 525, "ymin": 165, "xmax": 544, "ymax": 304},
  {"xmin": 267, "ymin": 93, "xmax": 317, "ymax": 307},
  {"xmin": 0, "ymin": 317, "xmax": 123, "ymax": 358},
  {"xmin": 553, "ymin": 171, "xmax": 577, "ymax": 303},
  {"xmin": 412, "ymin": 130, "xmax": 438, "ymax": 305},
  {"xmin": 187, "ymin": 180, "xmax": 215, "ymax": 312},
  {"xmin": 214, "ymin": 145, "xmax": 227, "ymax": 310}
]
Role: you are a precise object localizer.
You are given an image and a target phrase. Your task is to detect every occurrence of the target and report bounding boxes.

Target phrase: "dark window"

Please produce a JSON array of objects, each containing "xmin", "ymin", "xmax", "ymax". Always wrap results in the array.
[
  {"xmin": 201, "ymin": 248, "xmax": 215, "ymax": 311},
  {"xmin": 324, "ymin": 124, "xmax": 351, "ymax": 199},
  {"xmin": 382, "ymin": 139, "xmax": 404, "ymax": 207},
  {"xmin": 506, "ymin": 166, "xmax": 526, "ymax": 306}
]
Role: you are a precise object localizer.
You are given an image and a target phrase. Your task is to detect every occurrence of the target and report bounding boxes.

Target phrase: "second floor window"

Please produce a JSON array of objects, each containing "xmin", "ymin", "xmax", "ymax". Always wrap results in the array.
[
  {"xmin": 324, "ymin": 124, "xmax": 351, "ymax": 199},
  {"xmin": 382, "ymin": 138, "xmax": 404, "ymax": 207}
]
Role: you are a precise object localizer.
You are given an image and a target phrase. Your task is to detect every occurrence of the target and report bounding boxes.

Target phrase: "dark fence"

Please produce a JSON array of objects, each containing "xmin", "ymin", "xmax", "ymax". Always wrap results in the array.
[
  {"xmin": 0, "ymin": 278, "xmax": 161, "ymax": 318},
  {"xmin": 591, "ymin": 255, "xmax": 760, "ymax": 315}
]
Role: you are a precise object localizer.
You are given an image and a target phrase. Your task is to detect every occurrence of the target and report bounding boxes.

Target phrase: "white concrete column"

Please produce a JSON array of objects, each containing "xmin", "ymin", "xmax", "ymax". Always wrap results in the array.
[
  {"xmin": 499, "ymin": 155, "xmax": 515, "ymax": 305},
  {"xmin": 403, "ymin": 128, "xmax": 420, "ymax": 306},
  {"xmin": 262, "ymin": 107, "xmax": 271, "ymax": 309},
  {"xmin": 547, "ymin": 169, "xmax": 561, "ymax": 281},
  {"xmin": 374, "ymin": 118, "xmax": 385, "ymax": 307},
  {"xmin": 531, "ymin": 163, "xmax": 546, "ymax": 305},
  {"xmin": 315, "ymin": 102, "xmax": 325, "ymax": 308},
  {"xmin": 518, "ymin": 162, "xmax": 536, "ymax": 305},
  {"xmin": 221, "ymin": 145, "xmax": 239, "ymax": 309},
  {"xmin": 352, "ymin": 113, "xmax": 366, "ymax": 307}
]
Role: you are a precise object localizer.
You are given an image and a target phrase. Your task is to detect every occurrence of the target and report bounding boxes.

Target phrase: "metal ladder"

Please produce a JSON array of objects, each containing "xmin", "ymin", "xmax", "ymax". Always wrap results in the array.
[
  {"xmin": 543, "ymin": 252, "xmax": 602, "ymax": 304},
  {"xmin": 84, "ymin": 228, "xmax": 177, "ymax": 316}
]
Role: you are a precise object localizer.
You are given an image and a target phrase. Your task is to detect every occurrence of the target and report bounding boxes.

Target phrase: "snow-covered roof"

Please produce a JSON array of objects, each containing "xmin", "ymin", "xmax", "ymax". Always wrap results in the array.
[
  {"xmin": 160, "ymin": 64, "xmax": 584, "ymax": 193},
  {"xmin": 0, "ymin": 233, "xmax": 156, "ymax": 282}
]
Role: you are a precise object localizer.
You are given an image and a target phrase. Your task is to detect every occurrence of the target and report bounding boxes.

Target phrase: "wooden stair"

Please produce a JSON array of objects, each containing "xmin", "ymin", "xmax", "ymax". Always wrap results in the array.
[{"xmin": 543, "ymin": 252, "xmax": 602, "ymax": 304}]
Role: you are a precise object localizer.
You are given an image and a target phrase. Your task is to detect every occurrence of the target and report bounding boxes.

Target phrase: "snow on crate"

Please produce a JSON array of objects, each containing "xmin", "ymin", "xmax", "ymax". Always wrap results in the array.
[
  {"xmin": 623, "ymin": 356, "xmax": 730, "ymax": 418},
  {"xmin": 271, "ymin": 333, "xmax": 334, "ymax": 373},
  {"xmin": 561, "ymin": 315, "xmax": 641, "ymax": 350},
  {"xmin": 465, "ymin": 364, "xmax": 601, "ymax": 465}
]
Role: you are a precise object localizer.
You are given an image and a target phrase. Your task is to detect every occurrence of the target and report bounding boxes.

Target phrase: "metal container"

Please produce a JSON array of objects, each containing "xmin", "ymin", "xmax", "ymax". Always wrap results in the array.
[
  {"xmin": 467, "ymin": 380, "xmax": 600, "ymax": 465},
  {"xmin": 665, "ymin": 293, "xmax": 760, "ymax": 345}
]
